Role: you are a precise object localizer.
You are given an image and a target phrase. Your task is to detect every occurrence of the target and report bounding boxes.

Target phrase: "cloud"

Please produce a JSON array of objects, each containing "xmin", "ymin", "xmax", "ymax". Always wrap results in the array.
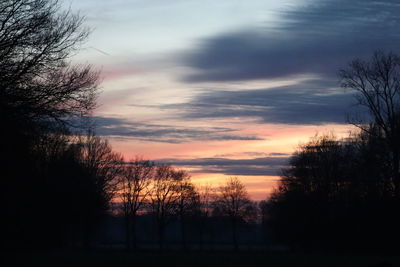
[
  {"xmin": 213, "ymin": 152, "xmax": 290, "ymax": 158},
  {"xmin": 183, "ymin": 0, "xmax": 400, "ymax": 82},
  {"xmin": 90, "ymin": 116, "xmax": 264, "ymax": 143},
  {"xmin": 163, "ymin": 78, "xmax": 366, "ymax": 125},
  {"xmin": 159, "ymin": 156, "xmax": 289, "ymax": 176}
]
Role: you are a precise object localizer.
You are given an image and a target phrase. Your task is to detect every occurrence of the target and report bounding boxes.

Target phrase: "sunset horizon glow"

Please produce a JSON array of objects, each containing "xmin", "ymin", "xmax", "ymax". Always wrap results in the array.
[{"xmin": 66, "ymin": 0, "xmax": 397, "ymax": 200}]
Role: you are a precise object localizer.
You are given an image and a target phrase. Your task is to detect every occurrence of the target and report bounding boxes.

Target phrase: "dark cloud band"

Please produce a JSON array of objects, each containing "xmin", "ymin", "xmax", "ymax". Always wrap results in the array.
[
  {"xmin": 162, "ymin": 78, "xmax": 367, "ymax": 125},
  {"xmin": 183, "ymin": 0, "xmax": 400, "ymax": 82},
  {"xmin": 159, "ymin": 156, "xmax": 289, "ymax": 176}
]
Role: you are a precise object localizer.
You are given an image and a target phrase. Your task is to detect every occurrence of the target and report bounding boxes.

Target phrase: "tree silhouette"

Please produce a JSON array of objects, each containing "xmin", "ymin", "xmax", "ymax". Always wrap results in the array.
[
  {"xmin": 196, "ymin": 185, "xmax": 212, "ymax": 250},
  {"xmin": 150, "ymin": 165, "xmax": 182, "ymax": 250},
  {"xmin": 340, "ymin": 51, "xmax": 400, "ymax": 198},
  {"xmin": 175, "ymin": 173, "xmax": 198, "ymax": 250},
  {"xmin": 265, "ymin": 52, "xmax": 400, "ymax": 250},
  {"xmin": 0, "ymin": 0, "xmax": 98, "ymax": 129},
  {"xmin": 266, "ymin": 131, "xmax": 400, "ymax": 250},
  {"xmin": 119, "ymin": 158, "xmax": 154, "ymax": 250},
  {"xmin": 76, "ymin": 134, "xmax": 124, "ymax": 209},
  {"xmin": 213, "ymin": 177, "xmax": 251, "ymax": 251},
  {"xmin": 44, "ymin": 133, "xmax": 123, "ymax": 247},
  {"xmin": 267, "ymin": 135, "xmax": 348, "ymax": 247},
  {"xmin": 0, "ymin": 0, "xmax": 100, "ymax": 248}
]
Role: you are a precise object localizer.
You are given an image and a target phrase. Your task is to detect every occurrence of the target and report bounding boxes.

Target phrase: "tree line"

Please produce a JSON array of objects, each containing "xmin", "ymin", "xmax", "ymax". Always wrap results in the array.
[{"xmin": 118, "ymin": 167, "xmax": 257, "ymax": 251}]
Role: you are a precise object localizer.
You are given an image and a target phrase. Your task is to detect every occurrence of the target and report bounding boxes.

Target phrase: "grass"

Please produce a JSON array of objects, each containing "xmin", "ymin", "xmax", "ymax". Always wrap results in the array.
[{"xmin": 4, "ymin": 250, "xmax": 399, "ymax": 267}]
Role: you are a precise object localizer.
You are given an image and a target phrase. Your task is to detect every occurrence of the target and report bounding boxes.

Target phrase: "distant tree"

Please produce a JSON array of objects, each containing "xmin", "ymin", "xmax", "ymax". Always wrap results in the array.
[
  {"xmin": 196, "ymin": 185, "xmax": 212, "ymax": 250},
  {"xmin": 175, "ymin": 174, "xmax": 199, "ymax": 250},
  {"xmin": 340, "ymin": 51, "xmax": 400, "ymax": 198},
  {"xmin": 259, "ymin": 200, "xmax": 269, "ymax": 244},
  {"xmin": 213, "ymin": 177, "xmax": 252, "ymax": 251},
  {"xmin": 119, "ymin": 158, "xmax": 154, "ymax": 250},
  {"xmin": 150, "ymin": 165, "xmax": 181, "ymax": 250}
]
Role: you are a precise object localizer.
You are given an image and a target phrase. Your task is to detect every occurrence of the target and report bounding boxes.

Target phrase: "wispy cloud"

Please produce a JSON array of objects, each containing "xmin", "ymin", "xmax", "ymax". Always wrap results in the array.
[{"xmin": 91, "ymin": 116, "xmax": 264, "ymax": 143}]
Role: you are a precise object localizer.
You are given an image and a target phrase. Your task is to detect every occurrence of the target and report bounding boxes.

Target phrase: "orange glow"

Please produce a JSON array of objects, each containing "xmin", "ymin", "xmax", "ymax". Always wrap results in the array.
[
  {"xmin": 106, "ymin": 123, "xmax": 354, "ymax": 200},
  {"xmin": 190, "ymin": 173, "xmax": 279, "ymax": 201}
]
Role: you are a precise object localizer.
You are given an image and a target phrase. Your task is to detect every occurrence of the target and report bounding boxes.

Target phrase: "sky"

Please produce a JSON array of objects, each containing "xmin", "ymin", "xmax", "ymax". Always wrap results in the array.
[{"xmin": 68, "ymin": 0, "xmax": 400, "ymax": 200}]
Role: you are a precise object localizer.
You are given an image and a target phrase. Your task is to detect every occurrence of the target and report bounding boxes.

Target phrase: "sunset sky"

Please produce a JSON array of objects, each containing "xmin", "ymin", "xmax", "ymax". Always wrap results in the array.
[{"xmin": 68, "ymin": 0, "xmax": 400, "ymax": 200}]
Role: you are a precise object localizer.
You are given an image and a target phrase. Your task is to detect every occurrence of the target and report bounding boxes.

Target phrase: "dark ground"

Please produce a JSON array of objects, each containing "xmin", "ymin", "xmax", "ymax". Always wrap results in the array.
[{"xmin": 3, "ymin": 250, "xmax": 400, "ymax": 267}]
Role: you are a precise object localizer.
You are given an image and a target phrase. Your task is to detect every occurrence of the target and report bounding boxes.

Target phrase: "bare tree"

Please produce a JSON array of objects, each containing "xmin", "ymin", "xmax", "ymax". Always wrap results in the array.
[
  {"xmin": 0, "ymin": 1, "xmax": 100, "ymax": 248},
  {"xmin": 197, "ymin": 184, "xmax": 212, "ymax": 250},
  {"xmin": 149, "ymin": 165, "xmax": 183, "ymax": 250},
  {"xmin": 76, "ymin": 133, "xmax": 124, "ymax": 209},
  {"xmin": 119, "ymin": 158, "xmax": 154, "ymax": 250},
  {"xmin": 66, "ymin": 134, "xmax": 123, "ymax": 247},
  {"xmin": 213, "ymin": 177, "xmax": 251, "ymax": 251},
  {"xmin": 340, "ymin": 51, "xmax": 400, "ymax": 197},
  {"xmin": 0, "ymin": 0, "xmax": 99, "ymax": 130},
  {"xmin": 175, "ymin": 173, "xmax": 198, "ymax": 250}
]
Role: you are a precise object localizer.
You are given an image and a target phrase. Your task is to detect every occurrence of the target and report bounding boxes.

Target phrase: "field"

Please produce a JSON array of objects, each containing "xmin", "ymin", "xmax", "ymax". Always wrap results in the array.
[{"xmin": 4, "ymin": 250, "xmax": 399, "ymax": 267}]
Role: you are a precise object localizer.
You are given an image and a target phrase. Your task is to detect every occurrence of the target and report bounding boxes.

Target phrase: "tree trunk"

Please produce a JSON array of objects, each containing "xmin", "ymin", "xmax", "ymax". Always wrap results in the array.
[
  {"xmin": 199, "ymin": 221, "xmax": 204, "ymax": 251},
  {"xmin": 390, "ymin": 138, "xmax": 400, "ymax": 199},
  {"xmin": 158, "ymin": 221, "xmax": 166, "ymax": 251},
  {"xmin": 132, "ymin": 217, "xmax": 137, "ymax": 250},
  {"xmin": 232, "ymin": 217, "xmax": 238, "ymax": 251},
  {"xmin": 125, "ymin": 216, "xmax": 131, "ymax": 251},
  {"xmin": 393, "ymin": 152, "xmax": 400, "ymax": 198},
  {"xmin": 180, "ymin": 215, "xmax": 187, "ymax": 250},
  {"xmin": 83, "ymin": 222, "xmax": 91, "ymax": 250}
]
